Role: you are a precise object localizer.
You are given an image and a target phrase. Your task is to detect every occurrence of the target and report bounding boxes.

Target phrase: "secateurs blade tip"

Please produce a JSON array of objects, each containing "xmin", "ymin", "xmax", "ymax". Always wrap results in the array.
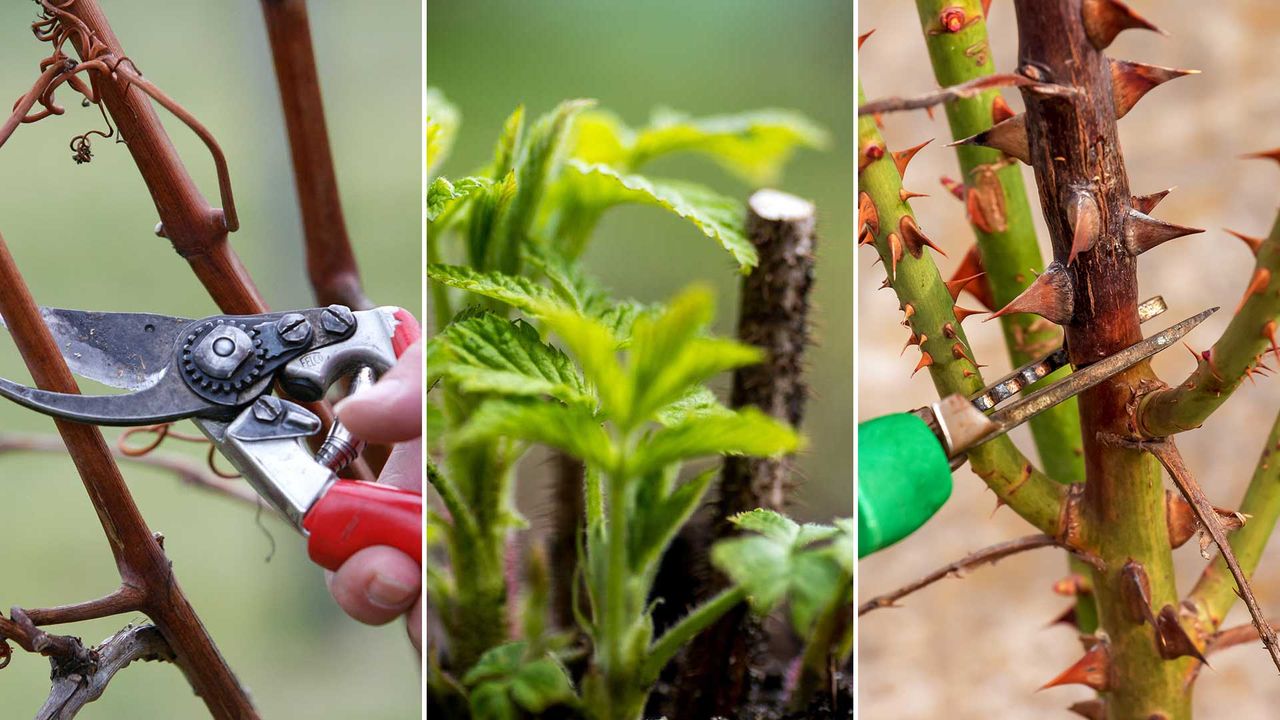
[{"xmin": 924, "ymin": 305, "xmax": 1215, "ymax": 463}]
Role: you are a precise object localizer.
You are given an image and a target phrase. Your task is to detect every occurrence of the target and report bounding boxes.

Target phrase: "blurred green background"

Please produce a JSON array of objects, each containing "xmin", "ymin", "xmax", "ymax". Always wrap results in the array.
[
  {"xmin": 428, "ymin": 0, "xmax": 853, "ymax": 522},
  {"xmin": 0, "ymin": 2, "xmax": 419, "ymax": 718}
]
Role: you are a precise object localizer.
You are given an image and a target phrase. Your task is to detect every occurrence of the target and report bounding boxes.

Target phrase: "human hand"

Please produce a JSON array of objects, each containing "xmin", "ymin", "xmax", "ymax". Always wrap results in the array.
[{"xmin": 326, "ymin": 340, "xmax": 423, "ymax": 650}]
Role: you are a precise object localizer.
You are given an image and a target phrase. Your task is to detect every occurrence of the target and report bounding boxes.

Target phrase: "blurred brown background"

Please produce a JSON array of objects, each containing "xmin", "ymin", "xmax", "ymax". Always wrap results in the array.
[{"xmin": 858, "ymin": 1, "xmax": 1280, "ymax": 717}]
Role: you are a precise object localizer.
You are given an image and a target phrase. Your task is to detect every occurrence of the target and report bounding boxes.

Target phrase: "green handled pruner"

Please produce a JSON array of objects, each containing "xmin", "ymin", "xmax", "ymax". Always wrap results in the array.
[{"xmin": 858, "ymin": 299, "xmax": 1214, "ymax": 558}]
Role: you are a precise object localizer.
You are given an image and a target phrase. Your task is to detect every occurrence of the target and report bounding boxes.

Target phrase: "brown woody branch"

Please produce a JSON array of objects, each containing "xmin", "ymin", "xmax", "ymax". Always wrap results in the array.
[
  {"xmin": 259, "ymin": 0, "xmax": 371, "ymax": 311},
  {"xmin": 37, "ymin": 625, "xmax": 175, "ymax": 720},
  {"xmin": 0, "ymin": 230, "xmax": 257, "ymax": 716},
  {"xmin": 857, "ymin": 73, "xmax": 1072, "ymax": 116},
  {"xmin": 859, "ymin": 534, "xmax": 1101, "ymax": 616},
  {"xmin": 670, "ymin": 189, "xmax": 816, "ymax": 717}
]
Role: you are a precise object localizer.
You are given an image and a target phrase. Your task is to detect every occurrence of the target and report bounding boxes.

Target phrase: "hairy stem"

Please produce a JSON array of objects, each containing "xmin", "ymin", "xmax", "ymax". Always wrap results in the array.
[{"xmin": 641, "ymin": 586, "xmax": 746, "ymax": 685}]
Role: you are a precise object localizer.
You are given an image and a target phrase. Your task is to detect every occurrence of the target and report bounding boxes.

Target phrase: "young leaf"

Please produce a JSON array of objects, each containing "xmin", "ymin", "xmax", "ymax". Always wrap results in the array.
[
  {"xmin": 428, "ymin": 176, "xmax": 491, "ymax": 223},
  {"xmin": 467, "ymin": 170, "xmax": 519, "ymax": 271},
  {"xmin": 710, "ymin": 510, "xmax": 842, "ymax": 618},
  {"xmin": 522, "ymin": 244, "xmax": 608, "ymax": 313},
  {"xmin": 627, "ymin": 285, "xmax": 762, "ymax": 423},
  {"xmin": 453, "ymin": 399, "xmax": 615, "ymax": 471},
  {"xmin": 490, "ymin": 100, "xmax": 595, "ymax": 276},
  {"xmin": 426, "ymin": 87, "xmax": 459, "ymax": 179},
  {"xmin": 509, "ymin": 658, "xmax": 577, "ymax": 712},
  {"xmin": 629, "ymin": 108, "xmax": 829, "ymax": 185},
  {"xmin": 627, "ymin": 408, "xmax": 802, "ymax": 477},
  {"xmin": 492, "ymin": 105, "xmax": 525, "ymax": 179},
  {"xmin": 788, "ymin": 519, "xmax": 853, "ymax": 637},
  {"xmin": 428, "ymin": 264, "xmax": 563, "ymax": 316},
  {"xmin": 655, "ymin": 386, "xmax": 732, "ymax": 426},
  {"xmin": 463, "ymin": 642, "xmax": 577, "ymax": 716},
  {"xmin": 440, "ymin": 313, "xmax": 591, "ymax": 406},
  {"xmin": 468, "ymin": 683, "xmax": 516, "ymax": 720},
  {"xmin": 629, "ymin": 466, "xmax": 718, "ymax": 578},
  {"xmin": 563, "ymin": 161, "xmax": 756, "ymax": 270},
  {"xmin": 538, "ymin": 306, "xmax": 630, "ymax": 423},
  {"xmin": 567, "ymin": 109, "xmax": 633, "ymax": 165}
]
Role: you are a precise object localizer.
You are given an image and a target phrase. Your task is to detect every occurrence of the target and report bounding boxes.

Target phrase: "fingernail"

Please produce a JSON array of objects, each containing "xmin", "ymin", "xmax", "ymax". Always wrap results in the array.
[{"xmin": 367, "ymin": 571, "xmax": 416, "ymax": 609}]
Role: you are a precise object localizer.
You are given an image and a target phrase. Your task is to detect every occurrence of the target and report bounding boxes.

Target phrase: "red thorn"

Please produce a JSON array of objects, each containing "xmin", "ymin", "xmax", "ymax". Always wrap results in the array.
[
  {"xmin": 945, "ymin": 272, "xmax": 986, "ymax": 301},
  {"xmin": 902, "ymin": 303, "xmax": 916, "ymax": 325},
  {"xmin": 1166, "ymin": 489, "xmax": 1197, "ymax": 549},
  {"xmin": 1081, "ymin": 0, "xmax": 1163, "ymax": 50},
  {"xmin": 1236, "ymin": 267, "xmax": 1272, "ymax": 314},
  {"xmin": 858, "ymin": 191, "xmax": 879, "ymax": 238},
  {"xmin": 1110, "ymin": 59, "xmax": 1197, "ymax": 119},
  {"xmin": 1125, "ymin": 208, "xmax": 1204, "ymax": 256},
  {"xmin": 1225, "ymin": 228, "xmax": 1265, "ymax": 256},
  {"xmin": 942, "ymin": 322, "xmax": 957, "ymax": 339},
  {"xmin": 951, "ymin": 114, "xmax": 1029, "ymax": 164},
  {"xmin": 1131, "ymin": 187, "xmax": 1174, "ymax": 215},
  {"xmin": 900, "ymin": 332, "xmax": 922, "ymax": 356},
  {"xmin": 899, "ymin": 187, "xmax": 929, "ymax": 202},
  {"xmin": 1040, "ymin": 642, "xmax": 1110, "ymax": 692},
  {"xmin": 1067, "ymin": 191, "xmax": 1100, "ymax": 265},
  {"xmin": 857, "ymin": 29, "xmax": 875, "ymax": 51},
  {"xmin": 987, "ymin": 261, "xmax": 1074, "ymax": 325},
  {"xmin": 1265, "ymin": 321, "xmax": 1280, "ymax": 364},
  {"xmin": 887, "ymin": 232, "xmax": 904, "ymax": 278},
  {"xmin": 948, "ymin": 245, "xmax": 995, "ymax": 310},
  {"xmin": 951, "ymin": 341, "xmax": 984, "ymax": 367},
  {"xmin": 981, "ymin": 0, "xmax": 992, "ymax": 18},
  {"xmin": 1244, "ymin": 148, "xmax": 1280, "ymax": 165},
  {"xmin": 1068, "ymin": 700, "xmax": 1107, "ymax": 720},
  {"xmin": 952, "ymin": 305, "xmax": 984, "ymax": 325},
  {"xmin": 965, "ymin": 188, "xmax": 995, "ymax": 233},
  {"xmin": 991, "ymin": 95, "xmax": 1015, "ymax": 124},
  {"xmin": 962, "ymin": 368, "xmax": 975, "ymax": 378},
  {"xmin": 911, "ymin": 351, "xmax": 933, "ymax": 377},
  {"xmin": 940, "ymin": 176, "xmax": 966, "ymax": 201},
  {"xmin": 1155, "ymin": 605, "xmax": 1208, "ymax": 663},
  {"xmin": 899, "ymin": 215, "xmax": 946, "ymax": 258},
  {"xmin": 1048, "ymin": 605, "xmax": 1079, "ymax": 629},
  {"xmin": 892, "ymin": 139, "xmax": 933, "ymax": 178}
]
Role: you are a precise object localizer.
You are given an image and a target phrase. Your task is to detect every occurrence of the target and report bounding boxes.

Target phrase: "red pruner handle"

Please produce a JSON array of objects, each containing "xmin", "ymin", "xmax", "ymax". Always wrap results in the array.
[
  {"xmin": 303, "ymin": 480, "xmax": 422, "ymax": 572},
  {"xmin": 390, "ymin": 308, "xmax": 421, "ymax": 358}
]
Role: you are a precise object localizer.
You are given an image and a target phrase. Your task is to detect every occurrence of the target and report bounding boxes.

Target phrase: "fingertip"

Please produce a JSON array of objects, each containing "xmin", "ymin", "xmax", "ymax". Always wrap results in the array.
[
  {"xmin": 337, "ymin": 342, "xmax": 423, "ymax": 443},
  {"xmin": 328, "ymin": 546, "xmax": 422, "ymax": 626}
]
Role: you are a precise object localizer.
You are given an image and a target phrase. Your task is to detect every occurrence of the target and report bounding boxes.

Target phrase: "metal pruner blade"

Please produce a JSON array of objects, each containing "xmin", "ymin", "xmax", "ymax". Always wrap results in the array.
[{"xmin": 931, "ymin": 306, "xmax": 1216, "ymax": 462}]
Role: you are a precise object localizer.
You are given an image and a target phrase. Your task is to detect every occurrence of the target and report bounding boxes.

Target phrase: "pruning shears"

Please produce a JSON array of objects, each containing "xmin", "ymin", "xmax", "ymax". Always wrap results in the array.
[
  {"xmin": 858, "ymin": 299, "xmax": 1215, "ymax": 558},
  {"xmin": 0, "ymin": 304, "xmax": 421, "ymax": 571}
]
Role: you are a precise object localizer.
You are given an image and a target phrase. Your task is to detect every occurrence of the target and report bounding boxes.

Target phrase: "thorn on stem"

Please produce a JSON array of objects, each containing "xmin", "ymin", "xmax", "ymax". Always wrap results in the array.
[
  {"xmin": 951, "ymin": 114, "xmax": 1029, "ymax": 164},
  {"xmin": 1041, "ymin": 642, "xmax": 1110, "ymax": 692},
  {"xmin": 987, "ymin": 261, "xmax": 1074, "ymax": 325},
  {"xmin": 1081, "ymin": 0, "xmax": 1164, "ymax": 50},
  {"xmin": 893, "ymin": 139, "xmax": 932, "ymax": 177}
]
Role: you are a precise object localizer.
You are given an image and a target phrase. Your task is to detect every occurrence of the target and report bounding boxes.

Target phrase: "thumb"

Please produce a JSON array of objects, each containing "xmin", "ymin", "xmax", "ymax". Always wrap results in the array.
[{"xmin": 334, "ymin": 340, "xmax": 422, "ymax": 443}]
